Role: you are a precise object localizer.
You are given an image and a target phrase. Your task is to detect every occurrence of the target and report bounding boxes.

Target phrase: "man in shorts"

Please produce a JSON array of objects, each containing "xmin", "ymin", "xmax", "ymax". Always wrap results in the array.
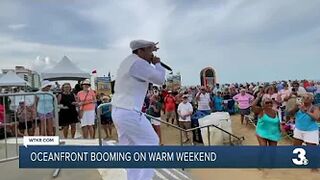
[{"xmin": 164, "ymin": 91, "xmax": 176, "ymax": 124}]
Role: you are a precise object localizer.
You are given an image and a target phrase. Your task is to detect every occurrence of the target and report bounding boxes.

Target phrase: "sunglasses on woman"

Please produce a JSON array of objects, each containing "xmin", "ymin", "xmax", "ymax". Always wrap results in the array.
[{"xmin": 265, "ymin": 101, "xmax": 272, "ymax": 104}]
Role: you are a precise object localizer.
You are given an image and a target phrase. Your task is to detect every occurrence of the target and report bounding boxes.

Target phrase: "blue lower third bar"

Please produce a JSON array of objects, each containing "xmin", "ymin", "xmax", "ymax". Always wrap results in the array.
[{"xmin": 19, "ymin": 146, "xmax": 320, "ymax": 168}]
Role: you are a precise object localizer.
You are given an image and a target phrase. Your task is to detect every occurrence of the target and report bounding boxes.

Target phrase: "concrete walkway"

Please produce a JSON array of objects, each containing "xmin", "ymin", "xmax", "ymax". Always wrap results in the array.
[
  {"xmin": 2, "ymin": 114, "xmax": 319, "ymax": 180},
  {"xmin": 0, "ymin": 159, "xmax": 102, "ymax": 180}
]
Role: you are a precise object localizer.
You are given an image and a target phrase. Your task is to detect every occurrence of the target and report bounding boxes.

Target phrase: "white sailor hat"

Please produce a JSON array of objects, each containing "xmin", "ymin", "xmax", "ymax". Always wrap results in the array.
[{"xmin": 130, "ymin": 40, "xmax": 158, "ymax": 51}]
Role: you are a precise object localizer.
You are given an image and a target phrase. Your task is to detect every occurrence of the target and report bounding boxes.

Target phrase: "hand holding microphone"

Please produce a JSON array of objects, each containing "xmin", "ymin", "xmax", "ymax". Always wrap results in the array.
[
  {"xmin": 151, "ymin": 55, "xmax": 173, "ymax": 71},
  {"xmin": 151, "ymin": 42, "xmax": 173, "ymax": 72},
  {"xmin": 151, "ymin": 55, "xmax": 161, "ymax": 65}
]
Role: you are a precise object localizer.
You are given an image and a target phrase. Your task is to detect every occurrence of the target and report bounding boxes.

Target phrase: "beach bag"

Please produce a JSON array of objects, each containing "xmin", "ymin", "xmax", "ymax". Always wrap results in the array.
[{"xmin": 79, "ymin": 91, "xmax": 89, "ymax": 119}]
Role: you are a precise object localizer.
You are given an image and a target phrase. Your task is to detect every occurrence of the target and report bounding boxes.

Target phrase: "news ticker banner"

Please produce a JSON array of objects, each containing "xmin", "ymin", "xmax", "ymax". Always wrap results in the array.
[{"xmin": 19, "ymin": 146, "xmax": 320, "ymax": 168}]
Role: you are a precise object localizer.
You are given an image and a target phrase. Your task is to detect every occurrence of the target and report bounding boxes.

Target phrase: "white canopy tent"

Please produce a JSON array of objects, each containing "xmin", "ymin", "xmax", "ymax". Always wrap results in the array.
[
  {"xmin": 0, "ymin": 71, "xmax": 29, "ymax": 87},
  {"xmin": 41, "ymin": 56, "xmax": 90, "ymax": 81}
]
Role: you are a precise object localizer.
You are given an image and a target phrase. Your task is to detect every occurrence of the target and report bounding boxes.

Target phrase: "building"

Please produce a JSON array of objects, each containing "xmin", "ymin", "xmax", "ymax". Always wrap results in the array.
[
  {"xmin": 15, "ymin": 66, "xmax": 32, "ymax": 83},
  {"xmin": 31, "ymin": 71, "xmax": 41, "ymax": 89},
  {"xmin": 94, "ymin": 73, "xmax": 112, "ymax": 95},
  {"xmin": 166, "ymin": 73, "xmax": 181, "ymax": 91},
  {"xmin": 200, "ymin": 67, "xmax": 216, "ymax": 89},
  {"xmin": 1, "ymin": 66, "xmax": 41, "ymax": 89}
]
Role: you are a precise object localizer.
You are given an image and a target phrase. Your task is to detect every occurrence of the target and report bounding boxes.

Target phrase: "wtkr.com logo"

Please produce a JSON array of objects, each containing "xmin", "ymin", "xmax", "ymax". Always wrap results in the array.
[{"xmin": 292, "ymin": 148, "xmax": 309, "ymax": 166}]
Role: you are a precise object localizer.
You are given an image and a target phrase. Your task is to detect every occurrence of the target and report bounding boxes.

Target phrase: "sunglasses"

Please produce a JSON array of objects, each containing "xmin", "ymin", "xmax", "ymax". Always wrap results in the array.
[{"xmin": 265, "ymin": 101, "xmax": 272, "ymax": 104}]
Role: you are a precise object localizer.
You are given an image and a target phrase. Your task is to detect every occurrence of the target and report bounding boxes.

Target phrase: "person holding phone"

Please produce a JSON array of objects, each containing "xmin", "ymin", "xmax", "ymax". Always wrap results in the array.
[
  {"xmin": 284, "ymin": 83, "xmax": 301, "ymax": 122},
  {"xmin": 292, "ymin": 81, "xmax": 307, "ymax": 96},
  {"xmin": 289, "ymin": 93, "xmax": 320, "ymax": 145},
  {"xmin": 262, "ymin": 86, "xmax": 282, "ymax": 111},
  {"xmin": 146, "ymin": 94, "xmax": 162, "ymax": 145},
  {"xmin": 196, "ymin": 86, "xmax": 212, "ymax": 115}
]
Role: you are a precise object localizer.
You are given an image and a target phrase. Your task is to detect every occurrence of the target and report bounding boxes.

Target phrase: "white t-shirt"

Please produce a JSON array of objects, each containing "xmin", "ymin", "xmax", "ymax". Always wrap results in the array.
[
  {"xmin": 197, "ymin": 93, "xmax": 211, "ymax": 111},
  {"xmin": 316, "ymin": 85, "xmax": 320, "ymax": 94},
  {"xmin": 280, "ymin": 89, "xmax": 291, "ymax": 106},
  {"xmin": 297, "ymin": 87, "xmax": 307, "ymax": 96},
  {"xmin": 178, "ymin": 102, "xmax": 193, "ymax": 121}
]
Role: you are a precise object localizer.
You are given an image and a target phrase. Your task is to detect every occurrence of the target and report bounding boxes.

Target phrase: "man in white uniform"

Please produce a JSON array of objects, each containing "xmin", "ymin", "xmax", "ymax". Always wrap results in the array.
[{"xmin": 111, "ymin": 40, "xmax": 166, "ymax": 180}]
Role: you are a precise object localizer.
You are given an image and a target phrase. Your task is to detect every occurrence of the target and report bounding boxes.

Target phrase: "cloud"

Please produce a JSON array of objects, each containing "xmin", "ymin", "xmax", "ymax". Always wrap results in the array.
[
  {"xmin": 30, "ymin": 56, "xmax": 56, "ymax": 72},
  {"xmin": 8, "ymin": 24, "xmax": 27, "ymax": 31},
  {"xmin": 0, "ymin": 33, "xmax": 124, "ymax": 77},
  {"xmin": 0, "ymin": 0, "xmax": 320, "ymax": 85}
]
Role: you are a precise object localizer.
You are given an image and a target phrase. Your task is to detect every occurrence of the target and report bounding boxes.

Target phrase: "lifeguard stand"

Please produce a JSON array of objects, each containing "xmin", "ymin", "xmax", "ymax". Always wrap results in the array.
[{"xmin": 200, "ymin": 67, "xmax": 216, "ymax": 89}]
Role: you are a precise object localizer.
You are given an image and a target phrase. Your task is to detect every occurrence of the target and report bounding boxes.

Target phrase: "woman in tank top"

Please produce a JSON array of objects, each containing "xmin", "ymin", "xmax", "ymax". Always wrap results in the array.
[
  {"xmin": 288, "ymin": 93, "xmax": 320, "ymax": 145},
  {"xmin": 76, "ymin": 79, "xmax": 96, "ymax": 139},
  {"xmin": 252, "ymin": 92, "xmax": 282, "ymax": 146}
]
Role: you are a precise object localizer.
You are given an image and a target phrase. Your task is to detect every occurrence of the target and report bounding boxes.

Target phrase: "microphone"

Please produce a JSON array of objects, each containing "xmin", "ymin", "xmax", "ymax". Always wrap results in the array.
[
  {"xmin": 151, "ymin": 43, "xmax": 172, "ymax": 71},
  {"xmin": 160, "ymin": 62, "xmax": 173, "ymax": 71}
]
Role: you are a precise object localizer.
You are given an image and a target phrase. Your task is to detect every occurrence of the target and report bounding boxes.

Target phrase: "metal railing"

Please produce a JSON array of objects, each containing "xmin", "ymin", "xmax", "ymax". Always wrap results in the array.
[
  {"xmin": 144, "ymin": 114, "xmax": 245, "ymax": 146},
  {"xmin": 97, "ymin": 103, "xmax": 245, "ymax": 146},
  {"xmin": 0, "ymin": 92, "xmax": 59, "ymax": 163},
  {"xmin": 0, "ymin": 100, "xmax": 244, "ymax": 178}
]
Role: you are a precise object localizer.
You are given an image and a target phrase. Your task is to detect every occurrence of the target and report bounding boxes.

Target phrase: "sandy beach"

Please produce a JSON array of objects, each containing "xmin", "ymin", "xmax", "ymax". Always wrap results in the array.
[
  {"xmin": 101, "ymin": 113, "xmax": 320, "ymax": 180},
  {"xmin": 83, "ymin": 113, "xmax": 320, "ymax": 180},
  {"xmin": 178, "ymin": 115, "xmax": 320, "ymax": 180},
  {"xmin": 1, "ymin": 114, "xmax": 319, "ymax": 180}
]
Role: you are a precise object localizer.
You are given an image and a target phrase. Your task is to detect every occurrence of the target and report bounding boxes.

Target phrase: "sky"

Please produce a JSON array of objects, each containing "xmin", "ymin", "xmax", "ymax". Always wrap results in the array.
[{"xmin": 0, "ymin": 0, "xmax": 319, "ymax": 85}]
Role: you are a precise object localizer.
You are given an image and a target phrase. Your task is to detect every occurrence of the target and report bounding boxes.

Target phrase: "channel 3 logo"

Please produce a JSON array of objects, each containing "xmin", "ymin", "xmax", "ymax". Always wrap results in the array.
[{"xmin": 292, "ymin": 148, "xmax": 309, "ymax": 166}]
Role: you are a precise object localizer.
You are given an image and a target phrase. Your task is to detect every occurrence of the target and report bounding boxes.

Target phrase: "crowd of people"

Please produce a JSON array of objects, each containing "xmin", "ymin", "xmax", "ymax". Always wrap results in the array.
[
  {"xmin": 1, "ymin": 37, "xmax": 318, "ymax": 180},
  {"xmin": 1, "ymin": 79, "xmax": 319, "ymax": 147},
  {"xmin": 0, "ymin": 79, "xmax": 113, "ymax": 140},
  {"xmin": 142, "ymin": 80, "xmax": 320, "ymax": 146}
]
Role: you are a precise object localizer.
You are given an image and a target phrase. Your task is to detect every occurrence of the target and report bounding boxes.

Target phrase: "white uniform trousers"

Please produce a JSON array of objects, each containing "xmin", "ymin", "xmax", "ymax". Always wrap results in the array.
[{"xmin": 112, "ymin": 107, "xmax": 159, "ymax": 180}]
